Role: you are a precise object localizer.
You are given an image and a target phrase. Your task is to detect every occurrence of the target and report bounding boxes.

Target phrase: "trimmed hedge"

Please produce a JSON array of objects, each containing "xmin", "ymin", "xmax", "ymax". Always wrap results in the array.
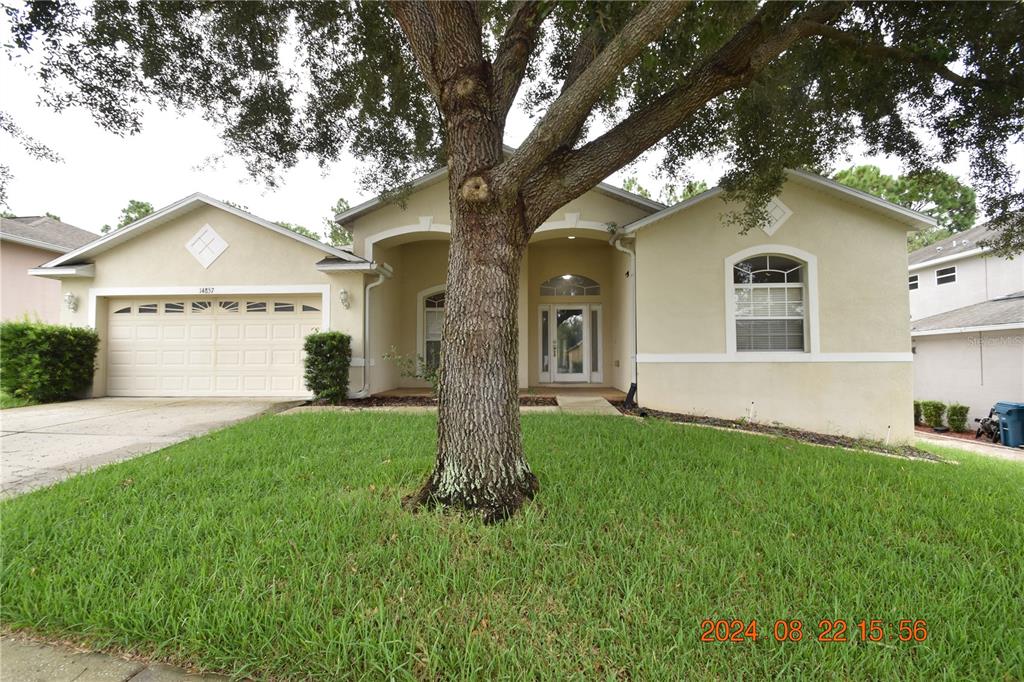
[
  {"xmin": 0, "ymin": 321, "xmax": 99, "ymax": 403},
  {"xmin": 947, "ymin": 403, "xmax": 970, "ymax": 433},
  {"xmin": 303, "ymin": 332, "xmax": 352, "ymax": 404},
  {"xmin": 920, "ymin": 400, "xmax": 947, "ymax": 429},
  {"xmin": 913, "ymin": 400, "xmax": 923, "ymax": 426}
]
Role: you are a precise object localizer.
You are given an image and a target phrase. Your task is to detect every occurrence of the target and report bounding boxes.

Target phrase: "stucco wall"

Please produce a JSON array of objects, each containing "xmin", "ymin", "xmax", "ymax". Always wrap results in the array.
[
  {"xmin": 634, "ymin": 181, "xmax": 915, "ymax": 440},
  {"xmin": 52, "ymin": 204, "xmax": 365, "ymax": 396},
  {"xmin": 913, "ymin": 330, "xmax": 1024, "ymax": 422},
  {"xmin": 910, "ymin": 254, "xmax": 1023, "ymax": 320},
  {"xmin": 2, "ymin": 240, "xmax": 64, "ymax": 322}
]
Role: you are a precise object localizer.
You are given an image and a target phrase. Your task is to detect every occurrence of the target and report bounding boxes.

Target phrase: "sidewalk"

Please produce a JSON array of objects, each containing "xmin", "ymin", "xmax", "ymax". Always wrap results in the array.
[
  {"xmin": 0, "ymin": 636, "xmax": 227, "ymax": 682},
  {"xmin": 916, "ymin": 432, "xmax": 1024, "ymax": 463}
]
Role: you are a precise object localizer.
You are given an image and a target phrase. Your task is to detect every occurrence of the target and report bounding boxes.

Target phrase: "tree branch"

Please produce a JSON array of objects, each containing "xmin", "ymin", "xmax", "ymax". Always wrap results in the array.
[
  {"xmin": 491, "ymin": 1, "xmax": 552, "ymax": 124},
  {"xmin": 804, "ymin": 22, "xmax": 1019, "ymax": 92},
  {"xmin": 495, "ymin": 0, "xmax": 688, "ymax": 193},
  {"xmin": 521, "ymin": 3, "xmax": 846, "ymax": 226},
  {"xmin": 389, "ymin": 2, "xmax": 443, "ymax": 104}
]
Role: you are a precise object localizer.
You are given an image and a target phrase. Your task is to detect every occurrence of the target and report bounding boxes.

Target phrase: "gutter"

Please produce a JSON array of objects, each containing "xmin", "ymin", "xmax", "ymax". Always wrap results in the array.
[
  {"xmin": 350, "ymin": 263, "xmax": 393, "ymax": 398},
  {"xmin": 610, "ymin": 230, "xmax": 639, "ymax": 408}
]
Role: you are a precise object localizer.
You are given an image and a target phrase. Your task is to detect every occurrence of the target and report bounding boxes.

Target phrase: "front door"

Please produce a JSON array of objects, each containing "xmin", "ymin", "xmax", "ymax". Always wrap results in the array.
[{"xmin": 539, "ymin": 304, "xmax": 602, "ymax": 383}]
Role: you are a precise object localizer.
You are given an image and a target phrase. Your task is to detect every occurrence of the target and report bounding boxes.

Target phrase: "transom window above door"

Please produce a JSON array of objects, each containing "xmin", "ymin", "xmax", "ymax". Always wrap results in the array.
[{"xmin": 540, "ymin": 274, "xmax": 601, "ymax": 297}]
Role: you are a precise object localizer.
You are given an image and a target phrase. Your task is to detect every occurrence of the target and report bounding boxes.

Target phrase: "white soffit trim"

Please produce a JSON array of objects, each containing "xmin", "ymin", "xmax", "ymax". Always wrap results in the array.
[
  {"xmin": 621, "ymin": 187, "xmax": 724, "ymax": 234},
  {"xmin": 316, "ymin": 261, "xmax": 393, "ymax": 274},
  {"xmin": 908, "ymin": 247, "xmax": 988, "ymax": 272},
  {"xmin": 1, "ymin": 232, "xmax": 74, "ymax": 253},
  {"xmin": 43, "ymin": 193, "xmax": 367, "ymax": 268},
  {"xmin": 911, "ymin": 322, "xmax": 1024, "ymax": 337},
  {"xmin": 637, "ymin": 352, "xmax": 913, "ymax": 363},
  {"xmin": 27, "ymin": 264, "xmax": 96, "ymax": 278}
]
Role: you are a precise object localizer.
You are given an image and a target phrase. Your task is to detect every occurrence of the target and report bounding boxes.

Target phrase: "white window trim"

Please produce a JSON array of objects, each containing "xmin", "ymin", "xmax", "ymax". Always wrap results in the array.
[
  {"xmin": 724, "ymin": 245, "xmax": 820, "ymax": 355},
  {"xmin": 416, "ymin": 284, "xmax": 446, "ymax": 373},
  {"xmin": 935, "ymin": 265, "xmax": 957, "ymax": 285},
  {"xmin": 88, "ymin": 284, "xmax": 331, "ymax": 332}
]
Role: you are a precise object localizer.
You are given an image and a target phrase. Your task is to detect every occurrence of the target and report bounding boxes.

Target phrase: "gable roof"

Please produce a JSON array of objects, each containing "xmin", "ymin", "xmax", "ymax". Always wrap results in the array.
[
  {"xmin": 620, "ymin": 169, "xmax": 937, "ymax": 235},
  {"xmin": 911, "ymin": 290, "xmax": 1024, "ymax": 335},
  {"xmin": 908, "ymin": 219, "xmax": 1003, "ymax": 268},
  {"xmin": 334, "ymin": 145, "xmax": 665, "ymax": 224},
  {"xmin": 1, "ymin": 215, "xmax": 98, "ymax": 253},
  {"xmin": 41, "ymin": 193, "xmax": 367, "ymax": 268}
]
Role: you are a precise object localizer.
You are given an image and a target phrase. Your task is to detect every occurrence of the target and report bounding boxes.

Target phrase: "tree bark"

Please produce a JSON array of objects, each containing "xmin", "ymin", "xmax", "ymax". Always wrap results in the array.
[{"xmin": 403, "ymin": 168, "xmax": 538, "ymax": 523}]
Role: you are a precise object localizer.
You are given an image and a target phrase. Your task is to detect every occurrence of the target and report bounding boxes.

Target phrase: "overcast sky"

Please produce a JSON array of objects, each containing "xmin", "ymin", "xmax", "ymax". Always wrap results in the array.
[{"xmin": 1, "ymin": 19, "xmax": 1020, "ymax": 238}]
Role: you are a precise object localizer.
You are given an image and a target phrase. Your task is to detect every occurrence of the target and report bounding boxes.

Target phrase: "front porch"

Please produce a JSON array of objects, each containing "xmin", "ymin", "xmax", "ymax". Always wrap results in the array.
[{"xmin": 366, "ymin": 227, "xmax": 635, "ymax": 396}]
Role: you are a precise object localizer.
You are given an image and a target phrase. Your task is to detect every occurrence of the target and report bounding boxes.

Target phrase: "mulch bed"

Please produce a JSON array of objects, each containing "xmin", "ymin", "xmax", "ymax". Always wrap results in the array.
[
  {"xmin": 312, "ymin": 396, "xmax": 558, "ymax": 408},
  {"xmin": 914, "ymin": 425, "xmax": 984, "ymax": 443},
  {"xmin": 611, "ymin": 401, "xmax": 945, "ymax": 462}
]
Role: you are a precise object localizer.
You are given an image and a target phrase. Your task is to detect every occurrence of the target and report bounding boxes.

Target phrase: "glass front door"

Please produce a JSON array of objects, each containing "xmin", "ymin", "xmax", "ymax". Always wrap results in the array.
[
  {"xmin": 554, "ymin": 306, "xmax": 586, "ymax": 381},
  {"xmin": 538, "ymin": 303, "xmax": 602, "ymax": 383}
]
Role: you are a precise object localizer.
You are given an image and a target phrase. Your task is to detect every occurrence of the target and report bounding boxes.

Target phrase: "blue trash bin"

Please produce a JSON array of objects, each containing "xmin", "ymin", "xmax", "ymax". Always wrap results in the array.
[{"xmin": 993, "ymin": 401, "xmax": 1024, "ymax": 448}]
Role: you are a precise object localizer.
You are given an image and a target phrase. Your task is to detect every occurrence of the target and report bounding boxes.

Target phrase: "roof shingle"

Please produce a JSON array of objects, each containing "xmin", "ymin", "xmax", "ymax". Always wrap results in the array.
[
  {"xmin": 0, "ymin": 216, "xmax": 98, "ymax": 253},
  {"xmin": 911, "ymin": 291, "xmax": 1024, "ymax": 333}
]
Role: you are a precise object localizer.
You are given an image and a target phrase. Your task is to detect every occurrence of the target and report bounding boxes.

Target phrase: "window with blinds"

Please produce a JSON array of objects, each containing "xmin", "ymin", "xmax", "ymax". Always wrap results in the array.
[
  {"xmin": 733, "ymin": 254, "xmax": 805, "ymax": 352},
  {"xmin": 424, "ymin": 292, "xmax": 445, "ymax": 371}
]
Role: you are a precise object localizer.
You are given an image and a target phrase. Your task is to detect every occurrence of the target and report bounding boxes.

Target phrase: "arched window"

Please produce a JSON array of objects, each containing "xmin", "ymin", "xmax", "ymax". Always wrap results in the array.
[
  {"xmin": 539, "ymin": 274, "xmax": 601, "ymax": 297},
  {"xmin": 732, "ymin": 254, "xmax": 805, "ymax": 351},
  {"xmin": 423, "ymin": 291, "xmax": 445, "ymax": 370}
]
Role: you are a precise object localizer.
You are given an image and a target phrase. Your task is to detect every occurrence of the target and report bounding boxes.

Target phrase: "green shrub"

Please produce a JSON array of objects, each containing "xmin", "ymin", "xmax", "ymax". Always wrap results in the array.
[
  {"xmin": 913, "ymin": 400, "xmax": 922, "ymax": 426},
  {"xmin": 920, "ymin": 400, "xmax": 947, "ymax": 429},
  {"xmin": 0, "ymin": 321, "xmax": 99, "ymax": 403},
  {"xmin": 947, "ymin": 403, "xmax": 970, "ymax": 433},
  {"xmin": 382, "ymin": 346, "xmax": 440, "ymax": 396},
  {"xmin": 303, "ymin": 332, "xmax": 351, "ymax": 404}
]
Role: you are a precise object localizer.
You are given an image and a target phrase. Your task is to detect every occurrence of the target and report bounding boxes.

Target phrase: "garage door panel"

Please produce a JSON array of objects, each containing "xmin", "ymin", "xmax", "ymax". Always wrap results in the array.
[{"xmin": 107, "ymin": 295, "xmax": 318, "ymax": 397}]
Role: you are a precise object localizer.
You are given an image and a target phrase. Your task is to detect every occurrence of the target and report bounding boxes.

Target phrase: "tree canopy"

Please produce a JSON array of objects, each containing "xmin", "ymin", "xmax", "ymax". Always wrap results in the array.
[
  {"xmin": 833, "ymin": 164, "xmax": 978, "ymax": 251},
  {"xmin": 7, "ymin": 1, "xmax": 1022, "ymax": 252},
  {"xmin": 101, "ymin": 198, "xmax": 153, "ymax": 233}
]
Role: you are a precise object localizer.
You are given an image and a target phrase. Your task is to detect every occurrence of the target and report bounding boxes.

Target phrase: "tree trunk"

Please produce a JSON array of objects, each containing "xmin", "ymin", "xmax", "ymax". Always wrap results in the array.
[{"xmin": 404, "ymin": 165, "xmax": 539, "ymax": 523}]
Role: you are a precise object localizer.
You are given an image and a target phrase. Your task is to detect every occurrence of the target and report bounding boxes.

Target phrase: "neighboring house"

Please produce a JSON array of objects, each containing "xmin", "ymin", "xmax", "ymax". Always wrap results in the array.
[
  {"xmin": 1, "ymin": 216, "xmax": 98, "ymax": 322},
  {"xmin": 908, "ymin": 222, "xmax": 1024, "ymax": 421},
  {"xmin": 29, "ymin": 168, "xmax": 932, "ymax": 440}
]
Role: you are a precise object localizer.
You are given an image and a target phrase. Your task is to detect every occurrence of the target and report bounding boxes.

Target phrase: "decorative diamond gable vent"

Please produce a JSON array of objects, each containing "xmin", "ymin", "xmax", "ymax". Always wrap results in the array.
[
  {"xmin": 186, "ymin": 224, "xmax": 228, "ymax": 268},
  {"xmin": 761, "ymin": 198, "xmax": 793, "ymax": 236}
]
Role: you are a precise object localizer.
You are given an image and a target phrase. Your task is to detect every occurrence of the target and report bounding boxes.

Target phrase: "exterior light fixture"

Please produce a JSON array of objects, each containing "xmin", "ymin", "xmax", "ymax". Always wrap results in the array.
[
  {"xmin": 561, "ymin": 274, "xmax": 573, "ymax": 280},
  {"xmin": 339, "ymin": 288, "xmax": 350, "ymax": 309},
  {"xmin": 567, "ymin": 235, "xmax": 576, "ymax": 240},
  {"xmin": 63, "ymin": 292, "xmax": 79, "ymax": 312}
]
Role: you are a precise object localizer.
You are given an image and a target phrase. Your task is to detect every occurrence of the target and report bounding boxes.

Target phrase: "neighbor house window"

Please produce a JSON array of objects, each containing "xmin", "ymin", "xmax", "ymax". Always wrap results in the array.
[
  {"xmin": 424, "ymin": 292, "xmax": 445, "ymax": 371},
  {"xmin": 539, "ymin": 274, "xmax": 601, "ymax": 296},
  {"xmin": 733, "ymin": 254, "xmax": 805, "ymax": 351},
  {"xmin": 908, "ymin": 275, "xmax": 919, "ymax": 291},
  {"xmin": 936, "ymin": 266, "xmax": 956, "ymax": 285}
]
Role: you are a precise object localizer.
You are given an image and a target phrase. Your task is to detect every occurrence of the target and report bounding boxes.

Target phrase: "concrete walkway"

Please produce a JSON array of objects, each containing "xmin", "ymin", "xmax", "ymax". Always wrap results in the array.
[
  {"xmin": 1, "ymin": 397, "xmax": 298, "ymax": 497},
  {"xmin": 554, "ymin": 395, "xmax": 622, "ymax": 416},
  {"xmin": 0, "ymin": 636, "xmax": 227, "ymax": 681},
  {"xmin": 916, "ymin": 432, "xmax": 1024, "ymax": 463}
]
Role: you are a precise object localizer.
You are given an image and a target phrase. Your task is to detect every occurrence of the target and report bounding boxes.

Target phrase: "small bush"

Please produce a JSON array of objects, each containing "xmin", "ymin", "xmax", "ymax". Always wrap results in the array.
[
  {"xmin": 382, "ymin": 346, "xmax": 440, "ymax": 396},
  {"xmin": 913, "ymin": 400, "xmax": 922, "ymax": 426},
  {"xmin": 0, "ymin": 321, "xmax": 99, "ymax": 403},
  {"xmin": 303, "ymin": 332, "xmax": 352, "ymax": 404},
  {"xmin": 947, "ymin": 403, "xmax": 970, "ymax": 433},
  {"xmin": 920, "ymin": 400, "xmax": 947, "ymax": 429}
]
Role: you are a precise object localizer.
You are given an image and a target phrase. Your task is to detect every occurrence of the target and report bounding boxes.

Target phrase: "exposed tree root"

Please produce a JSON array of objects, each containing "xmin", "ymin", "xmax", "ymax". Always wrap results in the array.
[{"xmin": 403, "ymin": 471, "xmax": 540, "ymax": 524}]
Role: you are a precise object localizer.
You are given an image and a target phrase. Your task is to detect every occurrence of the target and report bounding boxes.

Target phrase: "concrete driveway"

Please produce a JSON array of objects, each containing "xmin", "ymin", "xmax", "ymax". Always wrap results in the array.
[{"xmin": 1, "ymin": 397, "xmax": 298, "ymax": 497}]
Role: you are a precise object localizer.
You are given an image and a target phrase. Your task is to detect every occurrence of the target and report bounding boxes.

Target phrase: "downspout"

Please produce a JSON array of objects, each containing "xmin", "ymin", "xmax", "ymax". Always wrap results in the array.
[
  {"xmin": 351, "ymin": 265, "xmax": 391, "ymax": 399},
  {"xmin": 611, "ymin": 231, "xmax": 639, "ymax": 408}
]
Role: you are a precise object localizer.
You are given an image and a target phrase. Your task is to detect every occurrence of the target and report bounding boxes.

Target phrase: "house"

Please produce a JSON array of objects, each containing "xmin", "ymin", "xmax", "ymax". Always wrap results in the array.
[
  {"xmin": 909, "ymin": 221, "xmax": 1024, "ymax": 421},
  {"xmin": 29, "ymin": 168, "xmax": 932, "ymax": 441},
  {"xmin": 1, "ymin": 215, "xmax": 98, "ymax": 322}
]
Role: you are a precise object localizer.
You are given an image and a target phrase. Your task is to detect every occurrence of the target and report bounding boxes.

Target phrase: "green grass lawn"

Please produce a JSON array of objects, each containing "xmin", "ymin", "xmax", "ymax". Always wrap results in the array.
[
  {"xmin": 0, "ymin": 390, "xmax": 35, "ymax": 409},
  {"xmin": 2, "ymin": 413, "xmax": 1022, "ymax": 680}
]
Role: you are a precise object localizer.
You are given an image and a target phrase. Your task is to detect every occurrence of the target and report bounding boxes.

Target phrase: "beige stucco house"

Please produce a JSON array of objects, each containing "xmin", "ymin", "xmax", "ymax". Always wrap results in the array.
[
  {"xmin": 30, "ymin": 168, "xmax": 933, "ymax": 441},
  {"xmin": 1, "ymin": 216, "xmax": 97, "ymax": 322}
]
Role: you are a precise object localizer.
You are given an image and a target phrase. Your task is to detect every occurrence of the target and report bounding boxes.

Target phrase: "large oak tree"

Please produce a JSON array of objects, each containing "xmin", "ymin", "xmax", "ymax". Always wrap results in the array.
[{"xmin": 8, "ymin": 1, "xmax": 1022, "ymax": 520}]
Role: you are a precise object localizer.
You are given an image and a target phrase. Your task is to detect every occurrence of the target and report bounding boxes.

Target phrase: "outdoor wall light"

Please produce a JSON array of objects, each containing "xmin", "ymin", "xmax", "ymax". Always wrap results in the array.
[
  {"xmin": 64, "ymin": 292, "xmax": 79, "ymax": 312},
  {"xmin": 339, "ymin": 288, "xmax": 350, "ymax": 309},
  {"xmin": 567, "ymin": 235, "xmax": 576, "ymax": 240}
]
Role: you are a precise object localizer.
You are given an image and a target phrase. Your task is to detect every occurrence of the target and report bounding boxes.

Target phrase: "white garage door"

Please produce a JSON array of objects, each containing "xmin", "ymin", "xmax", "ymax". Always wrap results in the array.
[{"xmin": 107, "ymin": 295, "xmax": 323, "ymax": 396}]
